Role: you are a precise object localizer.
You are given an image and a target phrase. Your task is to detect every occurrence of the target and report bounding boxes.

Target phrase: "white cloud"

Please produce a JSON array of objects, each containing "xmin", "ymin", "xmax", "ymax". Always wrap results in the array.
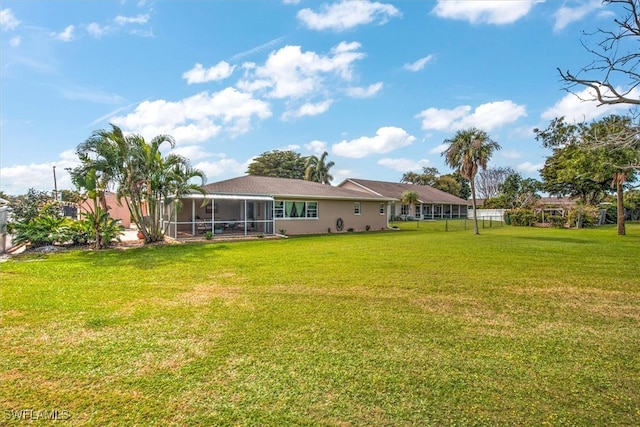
[
  {"xmin": 346, "ymin": 82, "xmax": 383, "ymax": 98},
  {"xmin": 553, "ymin": 0, "xmax": 602, "ymax": 32},
  {"xmin": 183, "ymin": 61, "xmax": 236, "ymax": 84},
  {"xmin": 298, "ymin": 0, "xmax": 401, "ymax": 31},
  {"xmin": 0, "ymin": 8, "xmax": 20, "ymax": 31},
  {"xmin": 170, "ymin": 145, "xmax": 215, "ymax": 161},
  {"xmin": 541, "ymin": 86, "xmax": 638, "ymax": 122},
  {"xmin": 111, "ymin": 87, "xmax": 272, "ymax": 143},
  {"xmin": 9, "ymin": 35, "xmax": 20, "ymax": 47},
  {"xmin": 432, "ymin": 0, "xmax": 542, "ymax": 25},
  {"xmin": 240, "ymin": 42, "xmax": 366, "ymax": 100},
  {"xmin": 378, "ymin": 157, "xmax": 430, "ymax": 172},
  {"xmin": 87, "ymin": 22, "xmax": 108, "ymax": 38},
  {"xmin": 0, "ymin": 151, "xmax": 79, "ymax": 195},
  {"xmin": 416, "ymin": 100, "xmax": 527, "ymax": 132},
  {"xmin": 305, "ymin": 140, "xmax": 328, "ymax": 154},
  {"xmin": 428, "ymin": 143, "xmax": 449, "ymax": 155},
  {"xmin": 283, "ymin": 100, "xmax": 333, "ymax": 120},
  {"xmin": 517, "ymin": 161, "xmax": 543, "ymax": 174},
  {"xmin": 404, "ymin": 55, "xmax": 434, "ymax": 72},
  {"xmin": 332, "ymin": 126, "xmax": 416, "ymax": 158},
  {"xmin": 194, "ymin": 157, "xmax": 248, "ymax": 180},
  {"xmin": 53, "ymin": 25, "xmax": 75, "ymax": 42},
  {"xmin": 115, "ymin": 14, "xmax": 149, "ymax": 25}
]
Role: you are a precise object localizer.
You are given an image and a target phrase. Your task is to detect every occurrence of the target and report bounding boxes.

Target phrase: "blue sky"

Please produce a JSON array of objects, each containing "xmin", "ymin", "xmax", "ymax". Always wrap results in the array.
[{"xmin": 1, "ymin": 0, "xmax": 637, "ymax": 195}]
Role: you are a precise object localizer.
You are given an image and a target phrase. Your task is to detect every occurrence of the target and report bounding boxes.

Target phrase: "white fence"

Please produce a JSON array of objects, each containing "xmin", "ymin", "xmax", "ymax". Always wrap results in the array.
[{"xmin": 468, "ymin": 208, "xmax": 505, "ymax": 221}]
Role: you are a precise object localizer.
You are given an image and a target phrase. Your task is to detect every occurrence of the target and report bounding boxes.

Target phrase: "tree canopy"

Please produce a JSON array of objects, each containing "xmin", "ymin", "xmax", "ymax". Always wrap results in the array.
[
  {"xmin": 400, "ymin": 167, "xmax": 469, "ymax": 199},
  {"xmin": 246, "ymin": 150, "xmax": 308, "ymax": 180}
]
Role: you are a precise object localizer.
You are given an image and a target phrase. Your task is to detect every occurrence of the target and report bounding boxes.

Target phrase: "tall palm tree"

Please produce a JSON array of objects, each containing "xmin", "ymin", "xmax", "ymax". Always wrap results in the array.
[
  {"xmin": 442, "ymin": 128, "xmax": 500, "ymax": 234},
  {"xmin": 304, "ymin": 151, "xmax": 335, "ymax": 185}
]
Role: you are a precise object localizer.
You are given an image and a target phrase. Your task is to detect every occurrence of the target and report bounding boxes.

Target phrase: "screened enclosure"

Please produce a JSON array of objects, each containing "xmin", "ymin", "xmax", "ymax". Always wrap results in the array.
[{"xmin": 163, "ymin": 195, "xmax": 275, "ymax": 239}]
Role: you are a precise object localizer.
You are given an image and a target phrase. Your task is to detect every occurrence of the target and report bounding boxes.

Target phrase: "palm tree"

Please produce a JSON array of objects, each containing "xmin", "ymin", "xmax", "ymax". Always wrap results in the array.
[
  {"xmin": 304, "ymin": 151, "xmax": 335, "ymax": 185},
  {"xmin": 442, "ymin": 128, "xmax": 500, "ymax": 234},
  {"xmin": 401, "ymin": 190, "xmax": 419, "ymax": 219},
  {"xmin": 72, "ymin": 124, "xmax": 206, "ymax": 243}
]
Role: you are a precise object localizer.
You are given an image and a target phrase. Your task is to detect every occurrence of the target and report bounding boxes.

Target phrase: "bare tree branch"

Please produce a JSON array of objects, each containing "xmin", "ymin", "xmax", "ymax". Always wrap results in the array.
[{"xmin": 560, "ymin": 0, "xmax": 640, "ymax": 106}]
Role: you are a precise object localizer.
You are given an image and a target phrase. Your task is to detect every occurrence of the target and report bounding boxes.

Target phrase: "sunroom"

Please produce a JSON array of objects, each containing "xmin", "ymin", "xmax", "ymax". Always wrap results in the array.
[{"xmin": 163, "ymin": 194, "xmax": 275, "ymax": 239}]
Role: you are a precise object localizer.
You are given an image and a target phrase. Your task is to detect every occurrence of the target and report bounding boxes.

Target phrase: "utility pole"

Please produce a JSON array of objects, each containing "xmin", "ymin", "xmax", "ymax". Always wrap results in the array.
[{"xmin": 53, "ymin": 165, "xmax": 58, "ymax": 201}]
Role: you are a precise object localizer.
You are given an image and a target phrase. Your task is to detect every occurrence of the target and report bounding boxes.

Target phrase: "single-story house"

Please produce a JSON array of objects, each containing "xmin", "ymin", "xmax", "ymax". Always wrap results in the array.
[
  {"xmin": 163, "ymin": 175, "xmax": 396, "ymax": 239},
  {"xmin": 338, "ymin": 178, "xmax": 470, "ymax": 220}
]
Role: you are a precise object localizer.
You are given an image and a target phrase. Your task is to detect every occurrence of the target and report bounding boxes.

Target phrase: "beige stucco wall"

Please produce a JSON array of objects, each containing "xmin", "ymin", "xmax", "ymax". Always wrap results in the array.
[
  {"xmin": 275, "ymin": 199, "xmax": 388, "ymax": 235},
  {"xmin": 79, "ymin": 191, "xmax": 132, "ymax": 228}
]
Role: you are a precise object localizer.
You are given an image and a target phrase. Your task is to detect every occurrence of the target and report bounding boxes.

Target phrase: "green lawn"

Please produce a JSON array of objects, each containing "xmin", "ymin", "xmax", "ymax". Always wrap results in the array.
[{"xmin": 1, "ymin": 222, "xmax": 639, "ymax": 426}]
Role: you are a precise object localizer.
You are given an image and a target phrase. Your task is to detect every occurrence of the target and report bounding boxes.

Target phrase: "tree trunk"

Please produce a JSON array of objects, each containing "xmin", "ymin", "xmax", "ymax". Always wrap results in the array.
[
  {"xmin": 471, "ymin": 180, "xmax": 479, "ymax": 235},
  {"xmin": 616, "ymin": 175, "xmax": 625, "ymax": 236}
]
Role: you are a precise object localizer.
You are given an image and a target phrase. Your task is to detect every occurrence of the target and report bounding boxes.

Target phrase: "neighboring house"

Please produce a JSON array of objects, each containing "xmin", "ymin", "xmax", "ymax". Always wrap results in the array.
[
  {"xmin": 163, "ymin": 175, "xmax": 395, "ymax": 239},
  {"xmin": 78, "ymin": 191, "xmax": 132, "ymax": 228},
  {"xmin": 338, "ymin": 178, "xmax": 470, "ymax": 220}
]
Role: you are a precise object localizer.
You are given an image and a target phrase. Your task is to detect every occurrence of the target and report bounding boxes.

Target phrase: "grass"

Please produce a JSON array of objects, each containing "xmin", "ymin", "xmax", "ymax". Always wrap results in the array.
[{"xmin": 1, "ymin": 222, "xmax": 639, "ymax": 426}]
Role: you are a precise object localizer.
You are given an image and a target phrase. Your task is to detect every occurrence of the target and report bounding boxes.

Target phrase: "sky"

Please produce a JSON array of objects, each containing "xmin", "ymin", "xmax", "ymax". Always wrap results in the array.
[{"xmin": 1, "ymin": 0, "xmax": 637, "ymax": 196}]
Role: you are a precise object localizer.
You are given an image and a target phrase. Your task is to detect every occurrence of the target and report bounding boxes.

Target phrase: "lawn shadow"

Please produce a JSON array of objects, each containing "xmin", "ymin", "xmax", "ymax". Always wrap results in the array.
[{"xmin": 516, "ymin": 236, "xmax": 596, "ymax": 245}]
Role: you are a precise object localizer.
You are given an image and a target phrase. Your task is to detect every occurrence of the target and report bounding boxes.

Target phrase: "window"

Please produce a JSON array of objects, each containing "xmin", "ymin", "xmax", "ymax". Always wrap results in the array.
[
  {"xmin": 354, "ymin": 202, "xmax": 361, "ymax": 215},
  {"xmin": 401, "ymin": 204, "xmax": 409, "ymax": 216},
  {"xmin": 379, "ymin": 203, "xmax": 385, "ymax": 215},
  {"xmin": 274, "ymin": 201, "xmax": 284, "ymax": 218},
  {"xmin": 306, "ymin": 201, "xmax": 318, "ymax": 218},
  {"xmin": 274, "ymin": 200, "xmax": 318, "ymax": 219}
]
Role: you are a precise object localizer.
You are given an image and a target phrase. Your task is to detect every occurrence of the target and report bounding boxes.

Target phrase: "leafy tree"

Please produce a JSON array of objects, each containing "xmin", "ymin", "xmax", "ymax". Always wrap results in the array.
[
  {"xmin": 559, "ymin": 0, "xmax": 640, "ymax": 106},
  {"xmin": 452, "ymin": 172, "xmax": 471, "ymax": 200},
  {"xmin": 247, "ymin": 150, "xmax": 308, "ymax": 179},
  {"xmin": 8, "ymin": 189, "xmax": 53, "ymax": 223},
  {"xmin": 304, "ymin": 151, "xmax": 335, "ymax": 185},
  {"xmin": 71, "ymin": 124, "xmax": 206, "ymax": 244},
  {"xmin": 442, "ymin": 128, "xmax": 501, "ymax": 234},
  {"xmin": 535, "ymin": 115, "xmax": 638, "ymax": 234},
  {"xmin": 399, "ymin": 168, "xmax": 468, "ymax": 198},
  {"xmin": 400, "ymin": 167, "xmax": 439, "ymax": 186},
  {"xmin": 432, "ymin": 174, "xmax": 461, "ymax": 197}
]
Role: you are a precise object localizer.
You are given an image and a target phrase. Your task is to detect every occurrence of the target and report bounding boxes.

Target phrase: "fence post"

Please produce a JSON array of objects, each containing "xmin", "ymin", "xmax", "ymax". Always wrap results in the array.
[{"xmin": 445, "ymin": 219, "xmax": 448, "ymax": 232}]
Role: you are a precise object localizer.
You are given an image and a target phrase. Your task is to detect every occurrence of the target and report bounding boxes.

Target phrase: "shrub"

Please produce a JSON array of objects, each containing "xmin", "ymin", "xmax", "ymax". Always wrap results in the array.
[
  {"xmin": 505, "ymin": 209, "xmax": 535, "ymax": 226},
  {"xmin": 9, "ymin": 215, "xmax": 72, "ymax": 248},
  {"xmin": 548, "ymin": 215, "xmax": 566, "ymax": 228},
  {"xmin": 568, "ymin": 205, "xmax": 599, "ymax": 228},
  {"xmin": 204, "ymin": 231, "xmax": 213, "ymax": 240}
]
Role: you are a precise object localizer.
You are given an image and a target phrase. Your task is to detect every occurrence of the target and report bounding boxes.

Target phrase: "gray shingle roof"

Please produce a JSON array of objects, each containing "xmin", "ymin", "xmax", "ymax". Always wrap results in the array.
[
  {"xmin": 340, "ymin": 178, "xmax": 470, "ymax": 205},
  {"xmin": 202, "ymin": 176, "xmax": 393, "ymax": 201}
]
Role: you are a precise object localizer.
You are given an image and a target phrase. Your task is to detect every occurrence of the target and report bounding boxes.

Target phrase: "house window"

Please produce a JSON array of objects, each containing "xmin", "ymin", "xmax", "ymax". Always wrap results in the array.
[
  {"xmin": 306, "ymin": 201, "xmax": 318, "ymax": 218},
  {"xmin": 274, "ymin": 201, "xmax": 284, "ymax": 218},
  {"xmin": 379, "ymin": 203, "xmax": 385, "ymax": 215},
  {"xmin": 274, "ymin": 200, "xmax": 318, "ymax": 219},
  {"xmin": 401, "ymin": 204, "xmax": 409, "ymax": 216},
  {"xmin": 354, "ymin": 202, "xmax": 361, "ymax": 215}
]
